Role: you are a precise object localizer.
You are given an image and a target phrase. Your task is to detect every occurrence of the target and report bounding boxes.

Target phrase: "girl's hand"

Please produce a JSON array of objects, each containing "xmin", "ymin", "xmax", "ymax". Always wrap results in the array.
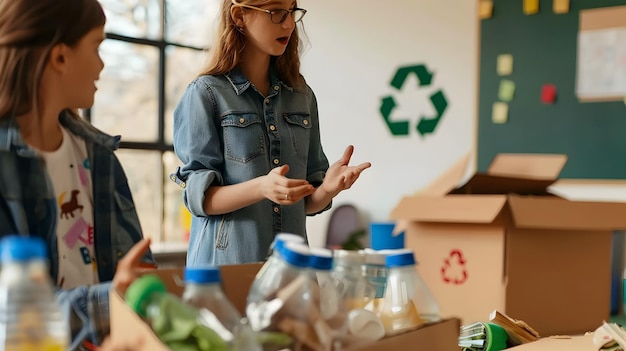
[
  {"xmin": 112, "ymin": 238, "xmax": 155, "ymax": 295},
  {"xmin": 320, "ymin": 145, "xmax": 371, "ymax": 196},
  {"xmin": 262, "ymin": 165, "xmax": 315, "ymax": 205}
]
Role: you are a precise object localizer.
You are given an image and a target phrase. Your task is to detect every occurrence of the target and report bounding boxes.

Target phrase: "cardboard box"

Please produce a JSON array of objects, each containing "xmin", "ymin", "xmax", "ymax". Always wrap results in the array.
[
  {"xmin": 110, "ymin": 263, "xmax": 461, "ymax": 350},
  {"xmin": 508, "ymin": 335, "xmax": 596, "ymax": 350},
  {"xmin": 390, "ymin": 153, "xmax": 626, "ymax": 336}
]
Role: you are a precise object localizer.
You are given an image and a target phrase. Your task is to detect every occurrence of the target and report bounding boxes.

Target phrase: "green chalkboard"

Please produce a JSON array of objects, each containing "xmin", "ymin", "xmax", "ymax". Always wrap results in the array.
[{"xmin": 478, "ymin": 0, "xmax": 626, "ymax": 179}]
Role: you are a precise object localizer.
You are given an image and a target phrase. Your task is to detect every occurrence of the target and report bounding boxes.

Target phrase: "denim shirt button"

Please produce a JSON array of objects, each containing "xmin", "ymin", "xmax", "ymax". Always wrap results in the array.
[
  {"xmin": 273, "ymin": 206, "xmax": 279, "ymax": 213},
  {"xmin": 303, "ymin": 119, "xmax": 309, "ymax": 125},
  {"xmin": 264, "ymin": 98, "xmax": 270, "ymax": 104},
  {"xmin": 269, "ymin": 125, "xmax": 276, "ymax": 131},
  {"xmin": 239, "ymin": 118, "xmax": 245, "ymax": 124},
  {"xmin": 273, "ymin": 85, "xmax": 279, "ymax": 91},
  {"xmin": 273, "ymin": 159, "xmax": 279, "ymax": 165}
]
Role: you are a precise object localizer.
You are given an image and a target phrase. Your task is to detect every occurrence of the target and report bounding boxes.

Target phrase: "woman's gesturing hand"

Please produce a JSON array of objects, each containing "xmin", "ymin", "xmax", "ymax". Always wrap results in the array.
[
  {"xmin": 321, "ymin": 145, "xmax": 371, "ymax": 197},
  {"xmin": 262, "ymin": 165, "xmax": 315, "ymax": 205}
]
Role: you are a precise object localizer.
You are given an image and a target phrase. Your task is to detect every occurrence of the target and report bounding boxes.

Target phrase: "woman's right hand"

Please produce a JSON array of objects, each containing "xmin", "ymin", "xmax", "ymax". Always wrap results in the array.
[{"xmin": 262, "ymin": 165, "xmax": 315, "ymax": 205}]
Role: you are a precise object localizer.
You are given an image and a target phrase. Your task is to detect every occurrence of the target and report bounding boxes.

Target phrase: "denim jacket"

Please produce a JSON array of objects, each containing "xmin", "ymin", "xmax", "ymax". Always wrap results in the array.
[
  {"xmin": 172, "ymin": 68, "xmax": 330, "ymax": 266},
  {"xmin": 0, "ymin": 111, "xmax": 154, "ymax": 350}
]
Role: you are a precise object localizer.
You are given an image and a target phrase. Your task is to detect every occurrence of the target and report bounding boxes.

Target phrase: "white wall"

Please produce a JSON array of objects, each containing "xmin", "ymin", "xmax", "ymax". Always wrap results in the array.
[{"xmin": 298, "ymin": 0, "xmax": 479, "ymax": 247}]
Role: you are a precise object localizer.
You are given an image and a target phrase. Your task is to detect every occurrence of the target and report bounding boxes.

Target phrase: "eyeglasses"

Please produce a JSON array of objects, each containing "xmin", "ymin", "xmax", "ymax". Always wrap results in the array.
[{"xmin": 232, "ymin": 1, "xmax": 307, "ymax": 24}]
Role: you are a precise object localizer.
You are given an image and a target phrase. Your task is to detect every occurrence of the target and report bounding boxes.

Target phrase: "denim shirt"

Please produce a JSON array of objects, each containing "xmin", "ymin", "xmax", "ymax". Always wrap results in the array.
[
  {"xmin": 0, "ymin": 111, "xmax": 154, "ymax": 349},
  {"xmin": 172, "ymin": 68, "xmax": 330, "ymax": 266}
]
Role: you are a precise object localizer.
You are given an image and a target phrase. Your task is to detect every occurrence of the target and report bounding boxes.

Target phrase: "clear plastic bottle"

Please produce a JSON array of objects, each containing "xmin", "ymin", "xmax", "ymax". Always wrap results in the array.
[
  {"xmin": 269, "ymin": 233, "xmax": 305, "ymax": 259},
  {"xmin": 361, "ymin": 249, "xmax": 389, "ymax": 300},
  {"xmin": 307, "ymin": 247, "xmax": 347, "ymax": 349},
  {"xmin": 0, "ymin": 235, "xmax": 69, "ymax": 351},
  {"xmin": 125, "ymin": 274, "xmax": 229, "ymax": 351},
  {"xmin": 380, "ymin": 250, "xmax": 440, "ymax": 335},
  {"xmin": 248, "ymin": 233, "xmax": 306, "ymax": 316},
  {"xmin": 246, "ymin": 239, "xmax": 311, "ymax": 332},
  {"xmin": 182, "ymin": 267, "xmax": 261, "ymax": 351},
  {"xmin": 332, "ymin": 250, "xmax": 376, "ymax": 310}
]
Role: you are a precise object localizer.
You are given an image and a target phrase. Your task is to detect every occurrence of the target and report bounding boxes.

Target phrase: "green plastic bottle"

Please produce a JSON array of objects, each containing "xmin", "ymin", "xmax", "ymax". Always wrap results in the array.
[{"xmin": 125, "ymin": 274, "xmax": 229, "ymax": 351}]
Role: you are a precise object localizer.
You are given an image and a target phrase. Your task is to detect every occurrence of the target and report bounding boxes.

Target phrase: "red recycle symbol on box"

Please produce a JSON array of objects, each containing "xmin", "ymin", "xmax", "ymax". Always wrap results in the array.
[{"xmin": 441, "ymin": 249, "xmax": 468, "ymax": 285}]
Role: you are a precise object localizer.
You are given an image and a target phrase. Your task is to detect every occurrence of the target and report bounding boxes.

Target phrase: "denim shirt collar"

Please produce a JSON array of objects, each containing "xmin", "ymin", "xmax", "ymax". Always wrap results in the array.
[
  {"xmin": 0, "ymin": 110, "xmax": 120, "ymax": 154},
  {"xmin": 225, "ymin": 65, "xmax": 294, "ymax": 96}
]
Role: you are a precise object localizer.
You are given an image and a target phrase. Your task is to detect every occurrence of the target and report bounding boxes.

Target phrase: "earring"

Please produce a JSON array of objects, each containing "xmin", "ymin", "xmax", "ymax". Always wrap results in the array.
[{"xmin": 237, "ymin": 26, "xmax": 244, "ymax": 33}]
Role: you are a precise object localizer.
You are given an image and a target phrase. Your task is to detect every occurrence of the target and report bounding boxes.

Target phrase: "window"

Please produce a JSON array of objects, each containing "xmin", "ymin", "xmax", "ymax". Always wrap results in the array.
[{"xmin": 90, "ymin": 0, "xmax": 220, "ymax": 248}]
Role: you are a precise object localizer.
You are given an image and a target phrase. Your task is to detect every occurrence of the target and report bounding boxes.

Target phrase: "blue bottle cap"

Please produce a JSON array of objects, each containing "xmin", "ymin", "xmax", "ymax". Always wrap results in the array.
[
  {"xmin": 308, "ymin": 248, "xmax": 333, "ymax": 271},
  {"xmin": 0, "ymin": 235, "xmax": 47, "ymax": 262},
  {"xmin": 272, "ymin": 233, "xmax": 305, "ymax": 255},
  {"xmin": 184, "ymin": 267, "xmax": 221, "ymax": 284},
  {"xmin": 385, "ymin": 251, "xmax": 416, "ymax": 268},
  {"xmin": 281, "ymin": 242, "xmax": 310, "ymax": 268}
]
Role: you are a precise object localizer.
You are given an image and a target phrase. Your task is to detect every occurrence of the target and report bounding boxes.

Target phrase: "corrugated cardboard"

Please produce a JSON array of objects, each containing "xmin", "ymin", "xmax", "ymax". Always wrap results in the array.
[
  {"xmin": 508, "ymin": 335, "xmax": 596, "ymax": 350},
  {"xmin": 110, "ymin": 263, "xmax": 461, "ymax": 350},
  {"xmin": 390, "ymin": 153, "xmax": 626, "ymax": 336}
]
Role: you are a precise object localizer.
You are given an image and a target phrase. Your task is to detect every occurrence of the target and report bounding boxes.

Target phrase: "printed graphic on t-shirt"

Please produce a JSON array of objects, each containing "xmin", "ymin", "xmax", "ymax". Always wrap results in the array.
[
  {"xmin": 41, "ymin": 129, "xmax": 99, "ymax": 289},
  {"xmin": 59, "ymin": 189, "xmax": 84, "ymax": 219}
]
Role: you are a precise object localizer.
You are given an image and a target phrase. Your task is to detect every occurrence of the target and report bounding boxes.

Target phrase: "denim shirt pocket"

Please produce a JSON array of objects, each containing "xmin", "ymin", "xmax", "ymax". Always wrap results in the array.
[
  {"xmin": 283, "ymin": 113, "xmax": 312, "ymax": 163},
  {"xmin": 221, "ymin": 113, "xmax": 265, "ymax": 163}
]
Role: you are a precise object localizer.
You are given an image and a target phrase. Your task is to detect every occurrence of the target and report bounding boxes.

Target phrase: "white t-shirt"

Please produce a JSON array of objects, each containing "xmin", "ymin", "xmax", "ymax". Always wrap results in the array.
[{"xmin": 39, "ymin": 126, "xmax": 99, "ymax": 289}]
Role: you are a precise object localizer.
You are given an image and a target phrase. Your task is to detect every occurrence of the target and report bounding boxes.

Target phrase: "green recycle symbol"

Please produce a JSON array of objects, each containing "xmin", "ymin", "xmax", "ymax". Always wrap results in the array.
[{"xmin": 379, "ymin": 64, "xmax": 448, "ymax": 136}]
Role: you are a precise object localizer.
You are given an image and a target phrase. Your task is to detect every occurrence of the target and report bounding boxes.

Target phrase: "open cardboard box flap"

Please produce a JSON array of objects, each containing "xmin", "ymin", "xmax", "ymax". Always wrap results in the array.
[
  {"xmin": 448, "ymin": 153, "xmax": 566, "ymax": 196},
  {"xmin": 392, "ymin": 153, "xmax": 626, "ymax": 230}
]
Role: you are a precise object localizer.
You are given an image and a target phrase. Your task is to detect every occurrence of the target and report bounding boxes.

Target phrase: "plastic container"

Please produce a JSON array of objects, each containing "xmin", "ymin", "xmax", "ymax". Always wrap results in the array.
[
  {"xmin": 361, "ymin": 249, "xmax": 389, "ymax": 300},
  {"xmin": 125, "ymin": 274, "xmax": 229, "ymax": 351},
  {"xmin": 182, "ymin": 267, "xmax": 260, "ymax": 351},
  {"xmin": 248, "ymin": 233, "xmax": 306, "ymax": 317},
  {"xmin": 270, "ymin": 233, "xmax": 305, "ymax": 258},
  {"xmin": 380, "ymin": 250, "xmax": 440, "ymax": 335},
  {"xmin": 333, "ymin": 250, "xmax": 376, "ymax": 310},
  {"xmin": 246, "ymin": 241, "xmax": 313, "ymax": 332},
  {"xmin": 305, "ymin": 247, "xmax": 346, "ymax": 350},
  {"xmin": 370, "ymin": 222, "xmax": 404, "ymax": 250},
  {"xmin": 0, "ymin": 235, "xmax": 69, "ymax": 351}
]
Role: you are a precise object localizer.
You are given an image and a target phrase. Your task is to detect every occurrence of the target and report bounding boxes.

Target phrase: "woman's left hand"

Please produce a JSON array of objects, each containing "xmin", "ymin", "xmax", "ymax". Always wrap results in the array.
[{"xmin": 321, "ymin": 145, "xmax": 371, "ymax": 196}]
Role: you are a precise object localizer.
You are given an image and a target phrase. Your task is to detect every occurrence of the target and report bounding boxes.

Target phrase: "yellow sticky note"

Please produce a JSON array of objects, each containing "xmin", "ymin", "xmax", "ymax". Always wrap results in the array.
[
  {"xmin": 498, "ymin": 79, "xmax": 516, "ymax": 102},
  {"xmin": 523, "ymin": 0, "xmax": 539, "ymax": 14},
  {"xmin": 497, "ymin": 54, "xmax": 513, "ymax": 76},
  {"xmin": 553, "ymin": 0, "xmax": 569, "ymax": 14},
  {"xmin": 479, "ymin": 0, "xmax": 493, "ymax": 19},
  {"xmin": 492, "ymin": 102, "xmax": 508, "ymax": 124}
]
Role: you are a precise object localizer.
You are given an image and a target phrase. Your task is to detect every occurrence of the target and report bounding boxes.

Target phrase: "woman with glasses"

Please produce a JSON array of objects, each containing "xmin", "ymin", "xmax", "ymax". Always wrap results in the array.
[{"xmin": 171, "ymin": 0, "xmax": 371, "ymax": 266}]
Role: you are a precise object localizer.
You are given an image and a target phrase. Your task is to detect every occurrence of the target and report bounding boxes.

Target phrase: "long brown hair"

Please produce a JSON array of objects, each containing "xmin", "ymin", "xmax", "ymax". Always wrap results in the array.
[
  {"xmin": 200, "ymin": 0, "xmax": 305, "ymax": 88},
  {"xmin": 0, "ymin": 0, "xmax": 106, "ymax": 121}
]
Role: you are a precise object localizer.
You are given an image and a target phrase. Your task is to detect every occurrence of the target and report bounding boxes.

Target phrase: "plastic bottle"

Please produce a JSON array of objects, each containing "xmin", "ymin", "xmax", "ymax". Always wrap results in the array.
[
  {"xmin": 361, "ymin": 249, "xmax": 389, "ymax": 300},
  {"xmin": 332, "ymin": 250, "xmax": 376, "ymax": 310},
  {"xmin": 0, "ymin": 235, "xmax": 69, "ymax": 351},
  {"xmin": 182, "ymin": 267, "xmax": 261, "ymax": 351},
  {"xmin": 246, "ymin": 242, "xmax": 317, "ymax": 350},
  {"xmin": 125, "ymin": 274, "xmax": 229, "ymax": 351},
  {"xmin": 246, "ymin": 239, "xmax": 312, "ymax": 332},
  {"xmin": 307, "ymin": 247, "xmax": 346, "ymax": 349},
  {"xmin": 269, "ymin": 233, "xmax": 305, "ymax": 258},
  {"xmin": 380, "ymin": 250, "xmax": 440, "ymax": 335},
  {"xmin": 248, "ymin": 233, "xmax": 306, "ymax": 313}
]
